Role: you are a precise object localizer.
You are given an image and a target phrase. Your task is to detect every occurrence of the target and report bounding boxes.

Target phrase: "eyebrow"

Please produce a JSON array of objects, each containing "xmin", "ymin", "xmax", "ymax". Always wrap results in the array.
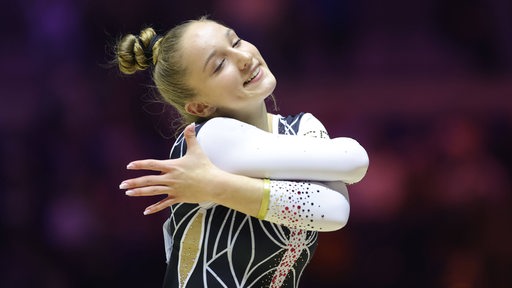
[{"xmin": 202, "ymin": 28, "xmax": 234, "ymax": 72}]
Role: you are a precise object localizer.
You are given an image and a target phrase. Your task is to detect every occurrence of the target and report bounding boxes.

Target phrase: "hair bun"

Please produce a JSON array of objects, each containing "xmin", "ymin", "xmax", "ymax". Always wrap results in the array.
[
  {"xmin": 141, "ymin": 34, "xmax": 162, "ymax": 62},
  {"xmin": 116, "ymin": 27, "xmax": 162, "ymax": 75}
]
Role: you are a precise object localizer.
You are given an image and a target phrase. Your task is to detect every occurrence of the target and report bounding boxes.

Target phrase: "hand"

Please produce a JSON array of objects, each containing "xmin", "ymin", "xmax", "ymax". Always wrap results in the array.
[{"xmin": 119, "ymin": 123, "xmax": 221, "ymax": 215}]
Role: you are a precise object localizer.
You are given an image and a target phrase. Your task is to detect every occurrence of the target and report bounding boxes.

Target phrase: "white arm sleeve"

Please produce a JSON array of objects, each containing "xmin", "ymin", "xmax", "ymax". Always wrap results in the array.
[
  {"xmin": 265, "ymin": 180, "xmax": 350, "ymax": 231},
  {"xmin": 195, "ymin": 114, "xmax": 360, "ymax": 231},
  {"xmin": 262, "ymin": 114, "xmax": 350, "ymax": 231},
  {"xmin": 196, "ymin": 116, "xmax": 368, "ymax": 184}
]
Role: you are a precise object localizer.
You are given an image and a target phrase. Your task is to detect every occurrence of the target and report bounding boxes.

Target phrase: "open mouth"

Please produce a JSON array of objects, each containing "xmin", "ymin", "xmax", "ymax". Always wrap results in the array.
[{"xmin": 243, "ymin": 67, "xmax": 260, "ymax": 86}]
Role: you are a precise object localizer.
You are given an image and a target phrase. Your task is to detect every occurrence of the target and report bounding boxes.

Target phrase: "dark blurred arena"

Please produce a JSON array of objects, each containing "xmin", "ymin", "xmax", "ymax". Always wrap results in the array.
[{"xmin": 1, "ymin": 0, "xmax": 511, "ymax": 287}]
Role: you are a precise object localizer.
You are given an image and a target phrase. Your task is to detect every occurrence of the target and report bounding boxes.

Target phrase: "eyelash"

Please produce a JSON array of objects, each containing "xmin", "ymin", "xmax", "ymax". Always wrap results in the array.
[
  {"xmin": 214, "ymin": 38, "xmax": 242, "ymax": 73},
  {"xmin": 233, "ymin": 38, "xmax": 242, "ymax": 48}
]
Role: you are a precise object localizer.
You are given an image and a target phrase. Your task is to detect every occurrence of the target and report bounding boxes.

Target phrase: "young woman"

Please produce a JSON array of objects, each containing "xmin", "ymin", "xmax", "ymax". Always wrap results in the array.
[{"xmin": 116, "ymin": 17, "xmax": 368, "ymax": 288}]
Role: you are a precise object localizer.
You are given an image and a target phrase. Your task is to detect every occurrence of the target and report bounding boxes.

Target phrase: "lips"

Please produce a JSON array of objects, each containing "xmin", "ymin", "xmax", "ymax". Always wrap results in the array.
[{"xmin": 243, "ymin": 66, "xmax": 260, "ymax": 86}]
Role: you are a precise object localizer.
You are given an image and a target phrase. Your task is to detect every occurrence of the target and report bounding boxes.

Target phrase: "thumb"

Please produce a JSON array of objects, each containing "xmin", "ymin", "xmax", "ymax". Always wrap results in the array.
[{"xmin": 184, "ymin": 123, "xmax": 200, "ymax": 152}]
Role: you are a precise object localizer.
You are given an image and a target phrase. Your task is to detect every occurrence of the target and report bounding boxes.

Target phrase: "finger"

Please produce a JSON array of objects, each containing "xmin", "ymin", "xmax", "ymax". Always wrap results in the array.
[
  {"xmin": 126, "ymin": 159, "xmax": 173, "ymax": 172},
  {"xmin": 125, "ymin": 185, "xmax": 173, "ymax": 197},
  {"xmin": 119, "ymin": 174, "xmax": 171, "ymax": 189},
  {"xmin": 143, "ymin": 196, "xmax": 177, "ymax": 215},
  {"xmin": 183, "ymin": 123, "xmax": 200, "ymax": 153}
]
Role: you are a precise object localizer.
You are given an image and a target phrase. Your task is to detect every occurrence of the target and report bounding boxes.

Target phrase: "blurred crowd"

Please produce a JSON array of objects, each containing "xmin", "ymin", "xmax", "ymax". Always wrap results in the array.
[{"xmin": 1, "ymin": 0, "xmax": 511, "ymax": 287}]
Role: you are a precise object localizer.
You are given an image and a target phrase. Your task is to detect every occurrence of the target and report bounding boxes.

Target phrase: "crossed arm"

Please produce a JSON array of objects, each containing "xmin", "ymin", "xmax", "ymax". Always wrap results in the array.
[{"xmin": 119, "ymin": 116, "xmax": 368, "ymax": 231}]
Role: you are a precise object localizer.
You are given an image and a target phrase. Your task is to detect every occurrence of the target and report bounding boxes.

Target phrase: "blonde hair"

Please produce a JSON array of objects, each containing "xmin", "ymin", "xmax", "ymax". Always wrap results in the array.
[
  {"xmin": 115, "ymin": 17, "xmax": 277, "ymax": 127},
  {"xmin": 116, "ymin": 18, "xmax": 209, "ymax": 125}
]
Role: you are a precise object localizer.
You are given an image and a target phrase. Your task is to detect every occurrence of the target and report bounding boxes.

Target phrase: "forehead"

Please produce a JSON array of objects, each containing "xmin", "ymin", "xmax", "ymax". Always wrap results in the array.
[
  {"xmin": 185, "ymin": 21, "xmax": 227, "ymax": 41},
  {"xmin": 182, "ymin": 21, "xmax": 229, "ymax": 55},
  {"xmin": 181, "ymin": 21, "xmax": 230, "ymax": 72}
]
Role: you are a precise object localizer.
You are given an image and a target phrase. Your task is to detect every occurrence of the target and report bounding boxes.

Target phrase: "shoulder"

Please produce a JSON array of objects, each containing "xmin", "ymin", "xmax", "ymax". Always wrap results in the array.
[
  {"xmin": 276, "ymin": 112, "xmax": 328, "ymax": 137},
  {"xmin": 276, "ymin": 112, "xmax": 329, "ymax": 138},
  {"xmin": 298, "ymin": 113, "xmax": 329, "ymax": 138},
  {"xmin": 275, "ymin": 112, "xmax": 305, "ymax": 135},
  {"xmin": 298, "ymin": 113, "xmax": 323, "ymax": 126},
  {"xmin": 299, "ymin": 113, "xmax": 326, "ymax": 129}
]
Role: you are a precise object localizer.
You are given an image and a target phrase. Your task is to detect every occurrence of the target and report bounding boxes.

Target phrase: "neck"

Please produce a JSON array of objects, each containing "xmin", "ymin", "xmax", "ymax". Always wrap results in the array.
[
  {"xmin": 218, "ymin": 103, "xmax": 271, "ymax": 132},
  {"xmin": 239, "ymin": 103, "xmax": 270, "ymax": 132}
]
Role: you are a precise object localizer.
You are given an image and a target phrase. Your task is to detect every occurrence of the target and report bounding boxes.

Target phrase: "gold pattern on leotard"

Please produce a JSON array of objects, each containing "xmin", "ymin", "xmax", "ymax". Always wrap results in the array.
[{"xmin": 178, "ymin": 208, "xmax": 206, "ymax": 287}]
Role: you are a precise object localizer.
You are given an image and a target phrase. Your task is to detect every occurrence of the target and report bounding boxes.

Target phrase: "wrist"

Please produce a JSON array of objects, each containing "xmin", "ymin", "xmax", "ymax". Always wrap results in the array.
[
  {"xmin": 208, "ymin": 170, "xmax": 265, "ymax": 218},
  {"xmin": 257, "ymin": 179, "xmax": 270, "ymax": 219}
]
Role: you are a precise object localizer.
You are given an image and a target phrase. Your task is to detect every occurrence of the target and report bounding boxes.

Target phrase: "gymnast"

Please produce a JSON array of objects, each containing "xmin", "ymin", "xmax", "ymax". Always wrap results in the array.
[{"xmin": 116, "ymin": 16, "xmax": 368, "ymax": 288}]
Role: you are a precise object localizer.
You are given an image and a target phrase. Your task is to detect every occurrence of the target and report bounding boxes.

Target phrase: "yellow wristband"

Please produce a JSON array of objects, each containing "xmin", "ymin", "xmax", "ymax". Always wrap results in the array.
[{"xmin": 257, "ymin": 179, "xmax": 271, "ymax": 219}]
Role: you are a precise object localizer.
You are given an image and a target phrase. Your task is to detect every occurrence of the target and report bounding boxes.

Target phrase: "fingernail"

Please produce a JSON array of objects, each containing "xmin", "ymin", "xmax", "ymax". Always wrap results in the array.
[
  {"xmin": 143, "ymin": 209, "xmax": 150, "ymax": 215},
  {"xmin": 119, "ymin": 182, "xmax": 129, "ymax": 189},
  {"xmin": 127, "ymin": 163, "xmax": 134, "ymax": 169},
  {"xmin": 125, "ymin": 190, "xmax": 134, "ymax": 196}
]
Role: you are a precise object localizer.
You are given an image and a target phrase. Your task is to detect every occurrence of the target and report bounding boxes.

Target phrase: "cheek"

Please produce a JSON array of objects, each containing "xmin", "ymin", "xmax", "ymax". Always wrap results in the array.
[
  {"xmin": 217, "ymin": 69, "xmax": 241, "ymax": 89},
  {"xmin": 202, "ymin": 70, "xmax": 236, "ymax": 89},
  {"xmin": 202, "ymin": 74, "xmax": 242, "ymax": 103}
]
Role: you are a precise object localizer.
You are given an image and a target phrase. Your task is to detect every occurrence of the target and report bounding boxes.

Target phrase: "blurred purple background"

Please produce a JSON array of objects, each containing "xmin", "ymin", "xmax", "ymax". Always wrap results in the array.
[{"xmin": 1, "ymin": 0, "xmax": 511, "ymax": 287}]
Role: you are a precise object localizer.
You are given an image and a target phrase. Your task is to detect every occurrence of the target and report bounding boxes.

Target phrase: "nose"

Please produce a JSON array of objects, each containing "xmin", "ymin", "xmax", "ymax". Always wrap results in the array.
[{"xmin": 234, "ymin": 50, "xmax": 251, "ymax": 71}]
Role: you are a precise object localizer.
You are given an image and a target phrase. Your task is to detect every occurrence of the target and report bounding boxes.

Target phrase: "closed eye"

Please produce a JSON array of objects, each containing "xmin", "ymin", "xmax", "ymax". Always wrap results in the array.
[
  {"xmin": 214, "ymin": 59, "xmax": 225, "ymax": 74},
  {"xmin": 213, "ymin": 39, "xmax": 242, "ymax": 74}
]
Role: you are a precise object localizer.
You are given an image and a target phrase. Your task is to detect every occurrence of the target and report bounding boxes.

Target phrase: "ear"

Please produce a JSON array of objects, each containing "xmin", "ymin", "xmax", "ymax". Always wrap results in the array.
[{"xmin": 185, "ymin": 102, "xmax": 217, "ymax": 117}]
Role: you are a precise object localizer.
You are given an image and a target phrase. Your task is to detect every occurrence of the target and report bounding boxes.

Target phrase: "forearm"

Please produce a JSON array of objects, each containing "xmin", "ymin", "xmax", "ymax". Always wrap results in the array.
[
  {"xmin": 207, "ymin": 170, "xmax": 349, "ymax": 231},
  {"xmin": 196, "ymin": 117, "xmax": 368, "ymax": 184},
  {"xmin": 261, "ymin": 180, "xmax": 349, "ymax": 231},
  {"xmin": 208, "ymin": 169, "xmax": 265, "ymax": 218}
]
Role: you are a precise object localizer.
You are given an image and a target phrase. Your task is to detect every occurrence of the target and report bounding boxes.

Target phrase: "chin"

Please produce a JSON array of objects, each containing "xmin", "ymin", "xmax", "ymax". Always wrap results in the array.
[
  {"xmin": 263, "ymin": 71, "xmax": 277, "ymax": 92},
  {"xmin": 259, "ymin": 82, "xmax": 276, "ymax": 98}
]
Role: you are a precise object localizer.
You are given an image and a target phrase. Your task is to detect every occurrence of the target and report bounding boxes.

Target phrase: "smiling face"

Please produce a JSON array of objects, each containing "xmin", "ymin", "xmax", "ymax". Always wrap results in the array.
[{"xmin": 180, "ymin": 20, "xmax": 277, "ymax": 119}]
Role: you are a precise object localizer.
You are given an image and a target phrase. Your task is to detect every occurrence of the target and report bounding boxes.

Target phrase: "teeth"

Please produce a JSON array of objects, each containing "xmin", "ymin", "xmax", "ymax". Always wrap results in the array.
[{"xmin": 245, "ymin": 68, "xmax": 259, "ymax": 84}]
